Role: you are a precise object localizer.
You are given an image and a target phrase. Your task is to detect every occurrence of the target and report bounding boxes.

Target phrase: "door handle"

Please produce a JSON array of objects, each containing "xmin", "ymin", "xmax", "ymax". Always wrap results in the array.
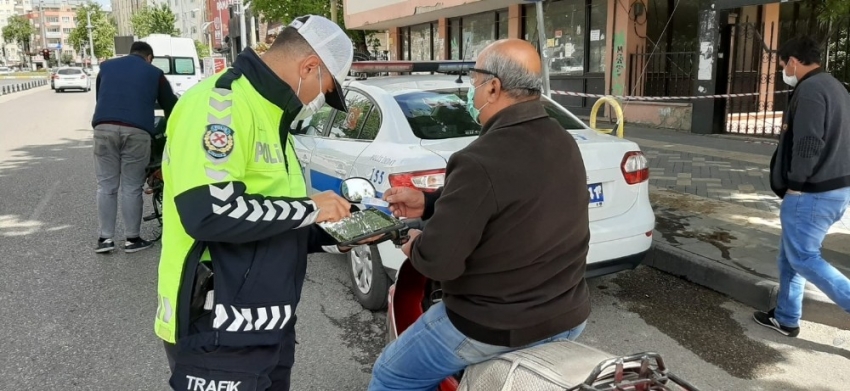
[{"xmin": 335, "ymin": 168, "xmax": 346, "ymax": 176}]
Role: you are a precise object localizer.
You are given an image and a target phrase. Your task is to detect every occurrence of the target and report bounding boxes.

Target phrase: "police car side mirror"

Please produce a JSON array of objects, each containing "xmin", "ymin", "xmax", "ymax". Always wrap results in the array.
[{"xmin": 340, "ymin": 177, "xmax": 376, "ymax": 203}]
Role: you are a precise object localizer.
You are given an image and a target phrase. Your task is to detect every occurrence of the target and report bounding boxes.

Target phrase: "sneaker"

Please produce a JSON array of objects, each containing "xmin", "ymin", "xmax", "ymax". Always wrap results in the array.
[
  {"xmin": 124, "ymin": 237, "xmax": 153, "ymax": 253},
  {"xmin": 95, "ymin": 238, "xmax": 115, "ymax": 254},
  {"xmin": 753, "ymin": 308, "xmax": 800, "ymax": 337}
]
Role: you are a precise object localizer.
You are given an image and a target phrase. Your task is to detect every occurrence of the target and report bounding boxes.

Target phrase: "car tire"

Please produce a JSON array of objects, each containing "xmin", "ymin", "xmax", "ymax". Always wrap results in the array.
[
  {"xmin": 55, "ymin": 89, "xmax": 61, "ymax": 93},
  {"xmin": 348, "ymin": 244, "xmax": 388, "ymax": 311}
]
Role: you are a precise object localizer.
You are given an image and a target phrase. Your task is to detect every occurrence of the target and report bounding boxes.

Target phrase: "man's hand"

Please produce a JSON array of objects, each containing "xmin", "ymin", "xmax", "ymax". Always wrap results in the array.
[
  {"xmin": 383, "ymin": 187, "xmax": 425, "ymax": 218},
  {"xmin": 401, "ymin": 229, "xmax": 421, "ymax": 257},
  {"xmin": 310, "ymin": 191, "xmax": 351, "ymax": 223}
]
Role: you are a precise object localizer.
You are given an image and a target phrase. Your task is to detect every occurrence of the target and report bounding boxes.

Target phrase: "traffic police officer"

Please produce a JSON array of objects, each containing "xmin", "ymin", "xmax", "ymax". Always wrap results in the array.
[{"xmin": 155, "ymin": 15, "xmax": 356, "ymax": 390}]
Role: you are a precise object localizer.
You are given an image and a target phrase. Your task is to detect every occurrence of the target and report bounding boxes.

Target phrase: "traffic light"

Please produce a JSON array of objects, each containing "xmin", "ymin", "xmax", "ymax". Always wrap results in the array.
[{"xmin": 42, "ymin": 49, "xmax": 50, "ymax": 60}]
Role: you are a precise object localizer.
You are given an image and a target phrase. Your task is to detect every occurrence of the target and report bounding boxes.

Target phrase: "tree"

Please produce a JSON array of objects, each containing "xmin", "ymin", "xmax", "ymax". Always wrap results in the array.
[
  {"xmin": 2, "ymin": 15, "xmax": 35, "ymax": 66},
  {"xmin": 68, "ymin": 3, "xmax": 117, "ymax": 60},
  {"xmin": 60, "ymin": 52, "xmax": 74, "ymax": 66},
  {"xmin": 251, "ymin": 0, "xmax": 375, "ymax": 53},
  {"xmin": 194, "ymin": 39, "xmax": 210, "ymax": 57},
  {"xmin": 132, "ymin": 3, "xmax": 179, "ymax": 37}
]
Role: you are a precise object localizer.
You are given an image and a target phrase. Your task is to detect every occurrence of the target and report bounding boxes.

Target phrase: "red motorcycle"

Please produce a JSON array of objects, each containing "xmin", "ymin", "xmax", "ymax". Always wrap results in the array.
[{"xmin": 337, "ymin": 178, "xmax": 701, "ymax": 391}]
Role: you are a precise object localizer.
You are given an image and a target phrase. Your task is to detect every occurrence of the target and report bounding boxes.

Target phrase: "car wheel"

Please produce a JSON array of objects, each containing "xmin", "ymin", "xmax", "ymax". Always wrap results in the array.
[
  {"xmin": 55, "ymin": 89, "xmax": 60, "ymax": 93},
  {"xmin": 349, "ymin": 244, "xmax": 388, "ymax": 311}
]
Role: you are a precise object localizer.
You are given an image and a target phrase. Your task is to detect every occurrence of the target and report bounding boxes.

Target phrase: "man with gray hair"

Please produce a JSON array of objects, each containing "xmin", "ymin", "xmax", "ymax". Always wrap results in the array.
[{"xmin": 370, "ymin": 39, "xmax": 591, "ymax": 391}]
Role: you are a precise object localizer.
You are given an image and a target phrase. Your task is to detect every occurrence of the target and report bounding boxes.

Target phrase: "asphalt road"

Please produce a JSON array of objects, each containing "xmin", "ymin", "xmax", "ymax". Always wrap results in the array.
[{"xmin": 1, "ymin": 86, "xmax": 848, "ymax": 391}]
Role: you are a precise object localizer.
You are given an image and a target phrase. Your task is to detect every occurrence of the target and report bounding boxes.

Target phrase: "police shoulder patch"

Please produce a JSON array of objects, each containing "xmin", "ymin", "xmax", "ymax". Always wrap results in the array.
[{"xmin": 203, "ymin": 124, "xmax": 235, "ymax": 159}]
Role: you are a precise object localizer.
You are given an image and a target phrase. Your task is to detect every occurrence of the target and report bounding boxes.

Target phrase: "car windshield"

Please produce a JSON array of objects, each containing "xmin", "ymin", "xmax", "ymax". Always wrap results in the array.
[
  {"xmin": 393, "ymin": 88, "xmax": 587, "ymax": 140},
  {"xmin": 58, "ymin": 69, "xmax": 81, "ymax": 75}
]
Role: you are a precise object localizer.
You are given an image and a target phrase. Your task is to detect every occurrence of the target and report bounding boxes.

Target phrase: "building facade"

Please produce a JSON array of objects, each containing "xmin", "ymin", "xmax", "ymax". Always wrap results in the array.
[
  {"xmin": 27, "ymin": 0, "xmax": 88, "ymax": 66},
  {"xmin": 343, "ymin": 0, "xmax": 850, "ymax": 136},
  {"xmin": 0, "ymin": 0, "xmax": 33, "ymax": 66},
  {"xmin": 111, "ymin": 0, "xmax": 146, "ymax": 36}
]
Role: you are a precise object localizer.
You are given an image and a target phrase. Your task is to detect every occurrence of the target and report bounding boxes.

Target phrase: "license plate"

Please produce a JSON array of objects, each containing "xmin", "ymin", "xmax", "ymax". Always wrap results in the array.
[{"xmin": 588, "ymin": 183, "xmax": 604, "ymax": 208}]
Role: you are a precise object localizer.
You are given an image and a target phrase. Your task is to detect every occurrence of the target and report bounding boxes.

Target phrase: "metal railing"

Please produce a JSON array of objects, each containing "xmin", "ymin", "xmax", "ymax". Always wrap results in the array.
[{"xmin": 628, "ymin": 49, "xmax": 698, "ymax": 99}]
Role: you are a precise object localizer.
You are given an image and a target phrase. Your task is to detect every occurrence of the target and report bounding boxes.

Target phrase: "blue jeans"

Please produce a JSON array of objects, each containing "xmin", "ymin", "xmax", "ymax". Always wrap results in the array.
[
  {"xmin": 368, "ymin": 302, "xmax": 587, "ymax": 391},
  {"xmin": 775, "ymin": 187, "xmax": 850, "ymax": 327}
]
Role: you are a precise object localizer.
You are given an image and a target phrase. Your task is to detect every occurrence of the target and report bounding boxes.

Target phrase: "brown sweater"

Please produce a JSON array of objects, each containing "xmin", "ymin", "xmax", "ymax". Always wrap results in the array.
[{"xmin": 410, "ymin": 100, "xmax": 591, "ymax": 347}]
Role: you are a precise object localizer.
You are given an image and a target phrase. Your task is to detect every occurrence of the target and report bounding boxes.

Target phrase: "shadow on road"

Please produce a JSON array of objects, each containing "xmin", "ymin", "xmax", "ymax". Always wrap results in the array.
[{"xmin": 612, "ymin": 266, "xmax": 785, "ymax": 380}]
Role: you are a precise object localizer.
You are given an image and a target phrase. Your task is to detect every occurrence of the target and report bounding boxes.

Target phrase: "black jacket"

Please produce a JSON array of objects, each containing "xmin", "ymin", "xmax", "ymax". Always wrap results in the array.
[
  {"xmin": 410, "ymin": 100, "xmax": 591, "ymax": 347},
  {"xmin": 770, "ymin": 69, "xmax": 850, "ymax": 197}
]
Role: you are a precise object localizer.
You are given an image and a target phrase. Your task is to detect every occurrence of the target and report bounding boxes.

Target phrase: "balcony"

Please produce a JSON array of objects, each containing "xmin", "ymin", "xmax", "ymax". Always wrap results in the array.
[{"xmin": 45, "ymin": 31, "xmax": 62, "ymax": 39}]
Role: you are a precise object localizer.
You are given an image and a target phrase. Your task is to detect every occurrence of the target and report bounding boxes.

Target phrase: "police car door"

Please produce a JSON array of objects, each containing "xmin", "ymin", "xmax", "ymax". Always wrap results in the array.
[
  {"xmin": 309, "ymin": 89, "xmax": 377, "ymax": 194},
  {"xmin": 291, "ymin": 104, "xmax": 335, "ymax": 194}
]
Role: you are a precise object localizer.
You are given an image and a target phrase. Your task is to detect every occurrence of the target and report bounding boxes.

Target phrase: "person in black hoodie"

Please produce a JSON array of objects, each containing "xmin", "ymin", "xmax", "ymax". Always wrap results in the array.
[{"xmin": 755, "ymin": 36, "xmax": 850, "ymax": 337}]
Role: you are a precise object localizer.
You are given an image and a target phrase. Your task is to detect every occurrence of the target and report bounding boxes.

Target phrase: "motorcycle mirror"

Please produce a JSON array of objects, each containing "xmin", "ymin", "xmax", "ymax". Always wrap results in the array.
[{"xmin": 340, "ymin": 177, "xmax": 377, "ymax": 203}]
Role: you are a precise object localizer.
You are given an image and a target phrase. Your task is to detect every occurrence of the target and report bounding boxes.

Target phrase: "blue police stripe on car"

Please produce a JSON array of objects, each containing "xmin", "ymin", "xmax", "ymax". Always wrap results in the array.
[{"xmin": 310, "ymin": 169, "xmax": 384, "ymax": 199}]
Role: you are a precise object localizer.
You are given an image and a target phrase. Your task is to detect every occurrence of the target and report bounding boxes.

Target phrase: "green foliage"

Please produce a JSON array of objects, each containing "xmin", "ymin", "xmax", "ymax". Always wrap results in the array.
[
  {"xmin": 68, "ymin": 3, "xmax": 117, "ymax": 59},
  {"xmin": 60, "ymin": 52, "xmax": 74, "ymax": 65},
  {"xmin": 2, "ymin": 15, "xmax": 36, "ymax": 51},
  {"xmin": 132, "ymin": 4, "xmax": 180, "ymax": 37},
  {"xmin": 818, "ymin": 0, "xmax": 850, "ymax": 23},
  {"xmin": 251, "ymin": 0, "xmax": 375, "ymax": 52},
  {"xmin": 195, "ymin": 39, "xmax": 210, "ymax": 56}
]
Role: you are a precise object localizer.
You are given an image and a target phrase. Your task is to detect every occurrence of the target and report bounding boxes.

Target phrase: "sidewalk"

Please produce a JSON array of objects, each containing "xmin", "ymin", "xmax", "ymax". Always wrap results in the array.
[{"xmin": 624, "ymin": 125, "xmax": 850, "ymax": 328}]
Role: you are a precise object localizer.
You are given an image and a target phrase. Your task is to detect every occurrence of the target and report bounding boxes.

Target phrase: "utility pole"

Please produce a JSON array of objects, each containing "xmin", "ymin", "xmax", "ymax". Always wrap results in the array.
[
  {"xmin": 86, "ymin": 7, "xmax": 96, "ymax": 67},
  {"xmin": 237, "ymin": 0, "xmax": 247, "ymax": 52},
  {"xmin": 39, "ymin": 0, "xmax": 47, "ymax": 49}
]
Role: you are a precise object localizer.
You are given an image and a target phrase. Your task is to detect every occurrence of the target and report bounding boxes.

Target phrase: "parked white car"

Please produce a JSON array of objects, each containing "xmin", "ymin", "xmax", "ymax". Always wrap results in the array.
[
  {"xmin": 292, "ymin": 61, "xmax": 655, "ymax": 310},
  {"xmin": 54, "ymin": 67, "xmax": 91, "ymax": 92}
]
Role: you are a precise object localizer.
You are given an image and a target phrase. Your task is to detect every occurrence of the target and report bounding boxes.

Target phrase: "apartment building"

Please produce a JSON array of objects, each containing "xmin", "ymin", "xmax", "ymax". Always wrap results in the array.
[
  {"xmin": 111, "ymin": 0, "xmax": 145, "ymax": 36},
  {"xmin": 27, "ymin": 0, "xmax": 84, "ymax": 64},
  {"xmin": 0, "ymin": 0, "xmax": 32, "ymax": 65}
]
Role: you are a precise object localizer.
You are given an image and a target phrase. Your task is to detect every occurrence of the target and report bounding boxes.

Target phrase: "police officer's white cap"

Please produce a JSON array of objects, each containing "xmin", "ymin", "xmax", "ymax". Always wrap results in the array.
[{"xmin": 289, "ymin": 15, "xmax": 353, "ymax": 113}]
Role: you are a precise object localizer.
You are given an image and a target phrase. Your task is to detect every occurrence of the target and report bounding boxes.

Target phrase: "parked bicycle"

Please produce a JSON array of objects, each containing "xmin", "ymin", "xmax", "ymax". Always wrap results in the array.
[{"xmin": 143, "ymin": 116, "xmax": 167, "ymax": 240}]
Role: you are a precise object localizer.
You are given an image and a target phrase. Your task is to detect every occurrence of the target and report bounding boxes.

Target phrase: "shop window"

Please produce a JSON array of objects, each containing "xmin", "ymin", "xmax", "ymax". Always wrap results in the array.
[
  {"xmin": 588, "ymin": 0, "xmax": 607, "ymax": 73},
  {"xmin": 401, "ymin": 27, "xmax": 411, "ymax": 60},
  {"xmin": 524, "ymin": 0, "xmax": 587, "ymax": 76},
  {"xmin": 410, "ymin": 23, "xmax": 434, "ymax": 61},
  {"xmin": 497, "ymin": 10, "xmax": 509, "ymax": 39},
  {"xmin": 462, "ymin": 11, "xmax": 497, "ymax": 59},
  {"xmin": 449, "ymin": 18, "xmax": 461, "ymax": 60}
]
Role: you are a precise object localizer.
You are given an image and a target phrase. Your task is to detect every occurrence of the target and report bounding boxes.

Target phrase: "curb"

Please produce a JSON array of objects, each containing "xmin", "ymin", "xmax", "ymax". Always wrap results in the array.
[
  {"xmin": 0, "ymin": 79, "xmax": 49, "ymax": 96},
  {"xmin": 645, "ymin": 239, "xmax": 850, "ymax": 329}
]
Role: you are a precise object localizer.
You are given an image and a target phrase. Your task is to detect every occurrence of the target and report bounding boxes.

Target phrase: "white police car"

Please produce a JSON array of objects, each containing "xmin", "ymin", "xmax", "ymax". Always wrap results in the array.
[{"xmin": 292, "ymin": 61, "xmax": 655, "ymax": 310}]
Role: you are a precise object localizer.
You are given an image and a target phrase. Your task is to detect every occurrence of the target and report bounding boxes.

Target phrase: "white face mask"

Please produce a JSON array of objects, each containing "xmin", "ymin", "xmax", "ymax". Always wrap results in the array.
[
  {"xmin": 295, "ymin": 67, "xmax": 325, "ymax": 122},
  {"xmin": 782, "ymin": 63, "xmax": 798, "ymax": 87}
]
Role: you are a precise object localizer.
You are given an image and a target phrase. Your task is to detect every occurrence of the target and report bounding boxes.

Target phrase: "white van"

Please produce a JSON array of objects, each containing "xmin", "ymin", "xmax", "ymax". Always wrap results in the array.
[{"xmin": 140, "ymin": 34, "xmax": 201, "ymax": 96}]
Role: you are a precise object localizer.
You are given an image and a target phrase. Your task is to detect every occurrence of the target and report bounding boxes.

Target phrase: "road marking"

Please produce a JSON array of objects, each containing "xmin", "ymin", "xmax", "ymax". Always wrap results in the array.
[
  {"xmin": 30, "ymin": 180, "xmax": 61, "ymax": 221},
  {"xmin": 631, "ymin": 137, "xmax": 771, "ymax": 166}
]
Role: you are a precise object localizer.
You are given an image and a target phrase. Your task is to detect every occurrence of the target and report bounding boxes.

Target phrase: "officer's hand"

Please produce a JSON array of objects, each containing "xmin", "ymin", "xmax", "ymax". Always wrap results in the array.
[
  {"xmin": 383, "ymin": 187, "xmax": 426, "ymax": 218},
  {"xmin": 310, "ymin": 191, "xmax": 351, "ymax": 223}
]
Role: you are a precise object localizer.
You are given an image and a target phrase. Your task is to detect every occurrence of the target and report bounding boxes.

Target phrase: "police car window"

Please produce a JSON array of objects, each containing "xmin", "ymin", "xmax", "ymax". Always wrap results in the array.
[
  {"xmin": 395, "ymin": 89, "xmax": 587, "ymax": 140},
  {"xmin": 328, "ymin": 91, "xmax": 373, "ymax": 140},
  {"xmin": 394, "ymin": 89, "xmax": 480, "ymax": 140},
  {"xmin": 293, "ymin": 104, "xmax": 335, "ymax": 136},
  {"xmin": 173, "ymin": 58, "xmax": 195, "ymax": 74},
  {"xmin": 358, "ymin": 107, "xmax": 382, "ymax": 141}
]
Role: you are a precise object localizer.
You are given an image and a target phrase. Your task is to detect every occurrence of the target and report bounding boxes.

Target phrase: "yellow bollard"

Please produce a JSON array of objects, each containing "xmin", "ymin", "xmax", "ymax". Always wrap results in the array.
[{"xmin": 589, "ymin": 96, "xmax": 625, "ymax": 139}]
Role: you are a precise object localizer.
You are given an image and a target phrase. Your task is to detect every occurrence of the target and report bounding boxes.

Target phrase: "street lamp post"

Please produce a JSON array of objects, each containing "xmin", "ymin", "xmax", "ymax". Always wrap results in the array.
[{"xmin": 86, "ymin": 8, "xmax": 96, "ymax": 68}]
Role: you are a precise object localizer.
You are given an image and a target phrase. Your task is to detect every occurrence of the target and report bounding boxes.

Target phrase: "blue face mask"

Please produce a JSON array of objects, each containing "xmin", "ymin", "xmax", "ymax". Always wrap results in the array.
[{"xmin": 466, "ymin": 82, "xmax": 490, "ymax": 125}]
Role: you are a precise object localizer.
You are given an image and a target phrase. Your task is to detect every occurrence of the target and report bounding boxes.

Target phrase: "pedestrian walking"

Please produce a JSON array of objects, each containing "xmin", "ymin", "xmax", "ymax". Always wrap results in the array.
[
  {"xmin": 756, "ymin": 36, "xmax": 850, "ymax": 336},
  {"xmin": 91, "ymin": 41, "xmax": 178, "ymax": 254}
]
